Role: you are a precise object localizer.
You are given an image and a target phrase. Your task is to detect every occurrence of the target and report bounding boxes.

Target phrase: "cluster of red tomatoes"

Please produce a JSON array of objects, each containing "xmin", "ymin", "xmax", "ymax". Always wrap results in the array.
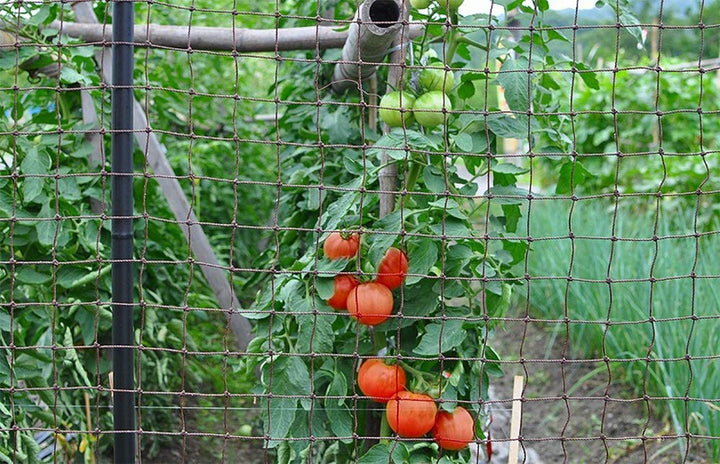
[
  {"xmin": 323, "ymin": 232, "xmax": 475, "ymax": 451},
  {"xmin": 323, "ymin": 232, "xmax": 408, "ymax": 326},
  {"xmin": 358, "ymin": 359, "xmax": 474, "ymax": 450}
]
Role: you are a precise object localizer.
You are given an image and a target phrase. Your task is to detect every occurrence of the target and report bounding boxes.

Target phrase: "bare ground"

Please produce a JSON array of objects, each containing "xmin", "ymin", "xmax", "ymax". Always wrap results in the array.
[{"xmin": 489, "ymin": 317, "xmax": 709, "ymax": 464}]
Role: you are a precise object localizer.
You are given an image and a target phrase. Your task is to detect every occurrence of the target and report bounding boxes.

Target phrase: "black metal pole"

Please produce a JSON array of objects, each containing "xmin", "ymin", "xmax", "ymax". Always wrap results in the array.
[{"xmin": 111, "ymin": 0, "xmax": 136, "ymax": 463}]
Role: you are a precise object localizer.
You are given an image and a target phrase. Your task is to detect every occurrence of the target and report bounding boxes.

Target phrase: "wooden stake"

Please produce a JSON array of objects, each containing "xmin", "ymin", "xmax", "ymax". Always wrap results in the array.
[{"xmin": 508, "ymin": 375, "xmax": 524, "ymax": 464}]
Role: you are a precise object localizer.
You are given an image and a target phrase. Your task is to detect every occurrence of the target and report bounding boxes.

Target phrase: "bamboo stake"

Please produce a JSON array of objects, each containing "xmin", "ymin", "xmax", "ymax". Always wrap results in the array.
[
  {"xmin": 331, "ymin": 0, "xmax": 406, "ymax": 93},
  {"xmin": 508, "ymin": 375, "xmax": 524, "ymax": 464},
  {"xmin": 378, "ymin": 1, "xmax": 409, "ymax": 218}
]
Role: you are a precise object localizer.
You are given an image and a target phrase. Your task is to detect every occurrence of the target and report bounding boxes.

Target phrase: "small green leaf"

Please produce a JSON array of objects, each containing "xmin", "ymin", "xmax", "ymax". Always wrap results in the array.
[
  {"xmin": 60, "ymin": 67, "xmax": 90, "ymax": 85},
  {"xmin": 457, "ymin": 80, "xmax": 476, "ymax": 99},
  {"xmin": 453, "ymin": 133, "xmax": 474, "ymax": 152},
  {"xmin": 326, "ymin": 404, "xmax": 353, "ymax": 443},
  {"xmin": 20, "ymin": 149, "xmax": 50, "ymax": 203},
  {"xmin": 15, "ymin": 266, "xmax": 52, "ymax": 284},
  {"xmin": 502, "ymin": 204, "xmax": 522, "ymax": 233},
  {"xmin": 486, "ymin": 185, "xmax": 530, "ymax": 205},
  {"xmin": 486, "ymin": 114, "xmax": 528, "ymax": 139},
  {"xmin": 535, "ymin": 0, "xmax": 549, "ymax": 11},
  {"xmin": 376, "ymin": 279, "xmax": 438, "ymax": 331},
  {"xmin": 315, "ymin": 276, "xmax": 335, "ymax": 300},
  {"xmin": 359, "ymin": 443, "xmax": 409, "ymax": 464},
  {"xmin": 406, "ymin": 238, "xmax": 438, "ymax": 285},
  {"xmin": 423, "ymin": 165, "xmax": 446, "ymax": 193},
  {"xmin": 555, "ymin": 159, "xmax": 593, "ymax": 194},
  {"xmin": 498, "ymin": 58, "xmax": 530, "ymax": 112},
  {"xmin": 265, "ymin": 397, "xmax": 297, "ymax": 447},
  {"xmin": 414, "ymin": 319, "xmax": 466, "ymax": 356},
  {"xmin": 575, "ymin": 62, "xmax": 600, "ymax": 90},
  {"xmin": 492, "ymin": 163, "xmax": 528, "ymax": 175},
  {"xmin": 366, "ymin": 210, "xmax": 403, "ymax": 267}
]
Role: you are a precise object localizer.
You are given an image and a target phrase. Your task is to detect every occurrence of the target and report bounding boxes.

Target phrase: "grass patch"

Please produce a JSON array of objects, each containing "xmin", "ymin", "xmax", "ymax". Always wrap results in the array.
[{"xmin": 524, "ymin": 198, "xmax": 720, "ymax": 459}]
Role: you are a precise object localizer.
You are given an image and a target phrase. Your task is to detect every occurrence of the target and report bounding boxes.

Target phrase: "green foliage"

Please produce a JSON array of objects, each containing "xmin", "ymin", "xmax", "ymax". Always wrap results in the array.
[
  {"xmin": 1, "ymin": 0, "xmax": 275, "ymax": 460},
  {"xmin": 526, "ymin": 200, "xmax": 720, "ymax": 460}
]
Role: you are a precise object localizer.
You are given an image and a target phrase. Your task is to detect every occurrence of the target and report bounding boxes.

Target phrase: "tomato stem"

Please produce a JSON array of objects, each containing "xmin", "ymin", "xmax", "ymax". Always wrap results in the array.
[
  {"xmin": 379, "ymin": 410, "xmax": 391, "ymax": 441},
  {"xmin": 405, "ymin": 159, "xmax": 422, "ymax": 192},
  {"xmin": 397, "ymin": 360, "xmax": 437, "ymax": 385}
]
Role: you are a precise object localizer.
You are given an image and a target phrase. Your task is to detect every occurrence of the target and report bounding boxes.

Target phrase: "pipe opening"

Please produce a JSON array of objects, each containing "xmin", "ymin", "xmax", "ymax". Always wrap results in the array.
[{"xmin": 369, "ymin": 0, "xmax": 400, "ymax": 28}]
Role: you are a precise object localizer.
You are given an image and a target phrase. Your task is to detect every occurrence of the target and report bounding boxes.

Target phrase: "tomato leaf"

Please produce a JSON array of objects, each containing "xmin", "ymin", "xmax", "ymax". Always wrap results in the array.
[
  {"xmin": 486, "ymin": 114, "xmax": 528, "ymax": 139},
  {"xmin": 440, "ymin": 383, "xmax": 458, "ymax": 412},
  {"xmin": 376, "ymin": 279, "xmax": 439, "ymax": 331},
  {"xmin": 20, "ymin": 148, "xmax": 50, "ymax": 203},
  {"xmin": 502, "ymin": 204, "xmax": 522, "ymax": 233},
  {"xmin": 326, "ymin": 404, "xmax": 353, "ymax": 443},
  {"xmin": 485, "ymin": 185, "xmax": 530, "ymax": 205},
  {"xmin": 320, "ymin": 178, "xmax": 362, "ymax": 232},
  {"xmin": 555, "ymin": 159, "xmax": 593, "ymax": 194},
  {"xmin": 453, "ymin": 132, "xmax": 474, "ymax": 152},
  {"xmin": 413, "ymin": 319, "xmax": 466, "ymax": 356},
  {"xmin": 265, "ymin": 397, "xmax": 297, "ymax": 448},
  {"xmin": 575, "ymin": 62, "xmax": 600, "ymax": 90},
  {"xmin": 422, "ymin": 165, "xmax": 446, "ymax": 193},
  {"xmin": 366, "ymin": 210, "xmax": 403, "ymax": 267},
  {"xmin": 314, "ymin": 276, "xmax": 335, "ymax": 300},
  {"xmin": 406, "ymin": 238, "xmax": 438, "ymax": 285},
  {"xmin": 358, "ymin": 443, "xmax": 409, "ymax": 464},
  {"xmin": 326, "ymin": 369, "xmax": 348, "ymax": 407},
  {"xmin": 498, "ymin": 58, "xmax": 530, "ymax": 113}
]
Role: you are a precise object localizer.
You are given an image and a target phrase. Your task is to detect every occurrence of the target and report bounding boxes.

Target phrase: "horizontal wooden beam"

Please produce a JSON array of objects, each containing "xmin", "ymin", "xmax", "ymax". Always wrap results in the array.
[{"xmin": 44, "ymin": 20, "xmax": 422, "ymax": 53}]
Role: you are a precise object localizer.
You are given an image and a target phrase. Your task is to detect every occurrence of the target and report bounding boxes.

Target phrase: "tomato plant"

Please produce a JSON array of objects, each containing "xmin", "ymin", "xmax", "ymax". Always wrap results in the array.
[
  {"xmin": 326, "ymin": 275, "xmax": 359, "ymax": 310},
  {"xmin": 323, "ymin": 231, "xmax": 360, "ymax": 260},
  {"xmin": 375, "ymin": 247, "xmax": 409, "ymax": 289},
  {"xmin": 386, "ymin": 391, "xmax": 438, "ymax": 438},
  {"xmin": 432, "ymin": 406, "xmax": 475, "ymax": 450},
  {"xmin": 347, "ymin": 282, "xmax": 394, "ymax": 326},
  {"xmin": 240, "ymin": 0, "xmax": 582, "ymax": 460},
  {"xmin": 357, "ymin": 359, "xmax": 407, "ymax": 403}
]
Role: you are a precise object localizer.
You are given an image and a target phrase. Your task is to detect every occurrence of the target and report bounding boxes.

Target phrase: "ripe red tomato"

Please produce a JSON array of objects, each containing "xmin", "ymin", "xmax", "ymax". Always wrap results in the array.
[
  {"xmin": 346, "ymin": 282, "xmax": 393, "ymax": 326},
  {"xmin": 376, "ymin": 247, "xmax": 408, "ymax": 289},
  {"xmin": 357, "ymin": 359, "xmax": 407, "ymax": 403},
  {"xmin": 323, "ymin": 232, "xmax": 359, "ymax": 260},
  {"xmin": 326, "ymin": 275, "xmax": 359, "ymax": 310},
  {"xmin": 386, "ymin": 391, "xmax": 437, "ymax": 437},
  {"xmin": 432, "ymin": 406, "xmax": 475, "ymax": 450}
]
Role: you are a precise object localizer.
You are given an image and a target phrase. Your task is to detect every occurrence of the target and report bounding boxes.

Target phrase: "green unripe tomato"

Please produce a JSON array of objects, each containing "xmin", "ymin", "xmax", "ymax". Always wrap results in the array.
[
  {"xmin": 238, "ymin": 424, "xmax": 253, "ymax": 436},
  {"xmin": 378, "ymin": 91, "xmax": 415, "ymax": 128},
  {"xmin": 437, "ymin": 0, "xmax": 464, "ymax": 10},
  {"xmin": 413, "ymin": 91, "xmax": 452, "ymax": 128},
  {"xmin": 410, "ymin": 0, "xmax": 432, "ymax": 8},
  {"xmin": 419, "ymin": 68, "xmax": 455, "ymax": 94}
]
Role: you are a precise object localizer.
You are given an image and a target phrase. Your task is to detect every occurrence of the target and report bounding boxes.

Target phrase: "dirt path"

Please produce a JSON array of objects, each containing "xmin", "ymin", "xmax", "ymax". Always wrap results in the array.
[{"xmin": 488, "ymin": 317, "xmax": 709, "ymax": 463}]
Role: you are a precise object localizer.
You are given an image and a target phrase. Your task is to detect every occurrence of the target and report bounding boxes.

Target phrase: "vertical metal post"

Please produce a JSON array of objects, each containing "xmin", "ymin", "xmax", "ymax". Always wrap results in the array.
[{"xmin": 111, "ymin": 0, "xmax": 136, "ymax": 462}]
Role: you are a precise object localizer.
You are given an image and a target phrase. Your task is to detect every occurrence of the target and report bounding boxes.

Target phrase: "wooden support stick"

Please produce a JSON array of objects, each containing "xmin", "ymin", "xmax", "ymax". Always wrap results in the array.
[
  {"xmin": 331, "ymin": 0, "xmax": 405, "ymax": 93},
  {"xmin": 508, "ymin": 375, "xmax": 524, "ymax": 464}
]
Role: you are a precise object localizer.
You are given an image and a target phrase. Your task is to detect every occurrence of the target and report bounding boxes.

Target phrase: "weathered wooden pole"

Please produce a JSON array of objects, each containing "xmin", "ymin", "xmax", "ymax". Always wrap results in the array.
[
  {"xmin": 331, "ymin": 0, "xmax": 406, "ymax": 93},
  {"xmin": 37, "ymin": 19, "xmax": 421, "ymax": 53}
]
